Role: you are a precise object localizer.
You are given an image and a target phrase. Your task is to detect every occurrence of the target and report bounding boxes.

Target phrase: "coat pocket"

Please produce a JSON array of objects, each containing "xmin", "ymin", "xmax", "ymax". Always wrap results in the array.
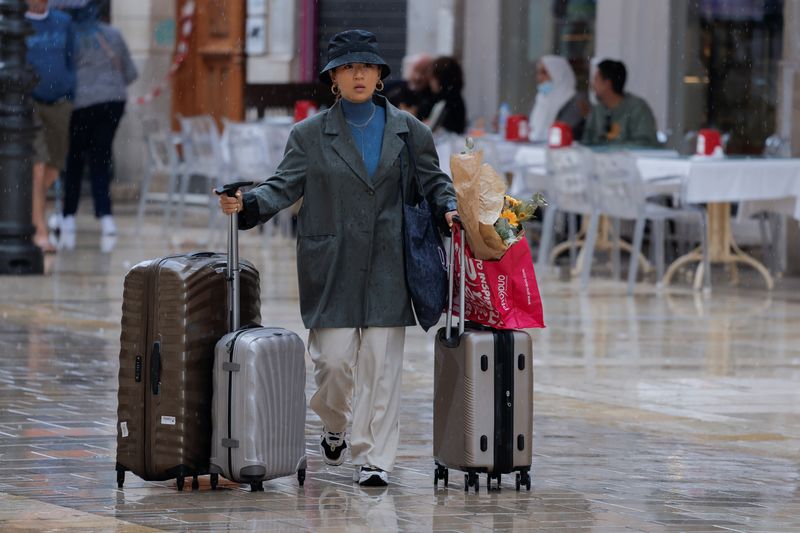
[{"xmin": 296, "ymin": 234, "xmax": 337, "ymax": 309}]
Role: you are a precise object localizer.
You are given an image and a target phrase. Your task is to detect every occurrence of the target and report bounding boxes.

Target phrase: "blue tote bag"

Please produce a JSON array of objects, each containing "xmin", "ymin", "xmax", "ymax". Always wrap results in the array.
[{"xmin": 401, "ymin": 134, "xmax": 449, "ymax": 331}]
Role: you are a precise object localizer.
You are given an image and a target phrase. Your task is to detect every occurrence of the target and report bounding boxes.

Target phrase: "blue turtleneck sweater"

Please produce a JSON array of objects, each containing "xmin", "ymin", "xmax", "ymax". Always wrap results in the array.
[{"xmin": 341, "ymin": 98, "xmax": 385, "ymax": 179}]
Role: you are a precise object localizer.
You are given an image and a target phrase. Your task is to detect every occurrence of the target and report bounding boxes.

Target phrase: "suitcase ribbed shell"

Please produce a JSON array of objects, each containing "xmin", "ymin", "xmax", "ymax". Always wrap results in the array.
[{"xmin": 210, "ymin": 327, "xmax": 307, "ymax": 483}]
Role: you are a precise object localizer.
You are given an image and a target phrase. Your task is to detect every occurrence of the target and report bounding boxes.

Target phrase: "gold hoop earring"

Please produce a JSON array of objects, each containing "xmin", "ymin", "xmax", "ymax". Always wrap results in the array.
[
  {"xmin": 331, "ymin": 83, "xmax": 340, "ymax": 96},
  {"xmin": 376, "ymin": 80, "xmax": 385, "ymax": 92}
]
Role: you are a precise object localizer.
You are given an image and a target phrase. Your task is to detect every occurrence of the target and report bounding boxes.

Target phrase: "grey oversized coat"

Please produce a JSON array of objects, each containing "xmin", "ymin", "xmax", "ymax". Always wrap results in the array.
[{"xmin": 239, "ymin": 96, "xmax": 457, "ymax": 329}]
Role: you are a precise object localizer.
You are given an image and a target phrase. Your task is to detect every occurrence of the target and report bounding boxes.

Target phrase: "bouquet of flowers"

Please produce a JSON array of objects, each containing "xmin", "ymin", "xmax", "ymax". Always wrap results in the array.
[
  {"xmin": 494, "ymin": 193, "xmax": 547, "ymax": 246},
  {"xmin": 450, "ymin": 138, "xmax": 546, "ymax": 259}
]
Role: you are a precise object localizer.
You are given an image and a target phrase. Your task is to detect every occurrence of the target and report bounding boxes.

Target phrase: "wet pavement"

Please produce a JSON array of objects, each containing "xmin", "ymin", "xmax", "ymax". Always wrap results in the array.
[{"xmin": 1, "ymin": 206, "xmax": 799, "ymax": 532}]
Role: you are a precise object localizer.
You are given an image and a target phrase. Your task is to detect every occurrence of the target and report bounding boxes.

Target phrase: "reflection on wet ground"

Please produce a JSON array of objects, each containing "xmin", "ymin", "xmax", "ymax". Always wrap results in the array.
[{"xmin": 1, "ymin": 208, "xmax": 799, "ymax": 532}]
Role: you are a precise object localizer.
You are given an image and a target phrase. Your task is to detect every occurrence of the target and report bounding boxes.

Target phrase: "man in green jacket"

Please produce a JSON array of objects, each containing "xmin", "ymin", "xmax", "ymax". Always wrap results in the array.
[{"xmin": 582, "ymin": 59, "xmax": 659, "ymax": 147}]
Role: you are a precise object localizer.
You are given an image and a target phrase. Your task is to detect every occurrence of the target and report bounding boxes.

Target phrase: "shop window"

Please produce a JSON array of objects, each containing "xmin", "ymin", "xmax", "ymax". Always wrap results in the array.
[
  {"xmin": 551, "ymin": 0, "xmax": 596, "ymax": 91},
  {"xmin": 685, "ymin": 0, "xmax": 784, "ymax": 154}
]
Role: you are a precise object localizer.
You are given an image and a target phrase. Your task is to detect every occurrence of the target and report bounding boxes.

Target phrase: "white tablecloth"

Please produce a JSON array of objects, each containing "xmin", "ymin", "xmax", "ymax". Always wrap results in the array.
[{"xmin": 635, "ymin": 156, "xmax": 800, "ymax": 220}]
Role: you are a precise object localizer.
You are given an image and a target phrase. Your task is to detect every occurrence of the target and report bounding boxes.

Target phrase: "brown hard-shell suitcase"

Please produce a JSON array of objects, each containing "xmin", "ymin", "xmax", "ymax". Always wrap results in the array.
[
  {"xmin": 433, "ymin": 221, "xmax": 533, "ymax": 493},
  {"xmin": 115, "ymin": 251, "xmax": 260, "ymax": 491}
]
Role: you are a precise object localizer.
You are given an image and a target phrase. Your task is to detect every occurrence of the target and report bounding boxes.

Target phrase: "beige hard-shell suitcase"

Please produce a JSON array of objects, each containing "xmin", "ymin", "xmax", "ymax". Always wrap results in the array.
[{"xmin": 433, "ymin": 222, "xmax": 533, "ymax": 492}]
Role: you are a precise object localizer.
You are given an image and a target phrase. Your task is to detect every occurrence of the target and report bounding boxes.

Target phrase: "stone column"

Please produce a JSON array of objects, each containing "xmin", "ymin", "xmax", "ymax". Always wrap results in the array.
[
  {"xmin": 594, "ymin": 0, "xmax": 672, "ymax": 132},
  {"xmin": 406, "ymin": 0, "xmax": 458, "ymax": 58},
  {"xmin": 0, "ymin": 0, "xmax": 42, "ymax": 274},
  {"xmin": 778, "ymin": 0, "xmax": 800, "ymax": 275},
  {"xmin": 460, "ymin": 0, "xmax": 500, "ymax": 126}
]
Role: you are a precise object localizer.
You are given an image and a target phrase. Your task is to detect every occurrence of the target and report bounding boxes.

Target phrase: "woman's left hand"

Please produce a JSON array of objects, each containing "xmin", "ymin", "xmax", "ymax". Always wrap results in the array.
[{"xmin": 445, "ymin": 210, "xmax": 459, "ymax": 227}]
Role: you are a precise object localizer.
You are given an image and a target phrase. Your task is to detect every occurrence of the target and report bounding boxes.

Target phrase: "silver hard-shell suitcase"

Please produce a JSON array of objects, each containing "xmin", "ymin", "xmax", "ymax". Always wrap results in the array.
[
  {"xmin": 208, "ymin": 182, "xmax": 307, "ymax": 491},
  {"xmin": 433, "ymin": 221, "xmax": 533, "ymax": 492}
]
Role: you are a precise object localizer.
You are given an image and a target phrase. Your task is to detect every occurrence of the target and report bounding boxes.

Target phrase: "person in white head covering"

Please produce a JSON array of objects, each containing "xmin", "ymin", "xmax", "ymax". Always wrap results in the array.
[{"xmin": 528, "ymin": 55, "xmax": 588, "ymax": 142}]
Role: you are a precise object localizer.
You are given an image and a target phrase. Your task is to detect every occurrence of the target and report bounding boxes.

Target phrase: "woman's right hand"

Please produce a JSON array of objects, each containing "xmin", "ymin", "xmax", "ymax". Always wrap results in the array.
[{"xmin": 218, "ymin": 189, "xmax": 243, "ymax": 215}]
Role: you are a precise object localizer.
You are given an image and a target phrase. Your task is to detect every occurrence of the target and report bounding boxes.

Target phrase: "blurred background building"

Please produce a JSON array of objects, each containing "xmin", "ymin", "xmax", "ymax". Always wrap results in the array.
[{"xmin": 109, "ymin": 0, "xmax": 798, "ymax": 270}]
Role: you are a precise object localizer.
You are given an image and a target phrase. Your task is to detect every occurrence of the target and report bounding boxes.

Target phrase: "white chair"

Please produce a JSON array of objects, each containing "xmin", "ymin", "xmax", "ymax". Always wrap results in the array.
[
  {"xmin": 260, "ymin": 116, "xmax": 299, "ymax": 241},
  {"xmin": 261, "ymin": 116, "xmax": 294, "ymax": 168},
  {"xmin": 541, "ymin": 146, "xmax": 598, "ymax": 289},
  {"xmin": 135, "ymin": 117, "xmax": 185, "ymax": 236},
  {"xmin": 755, "ymin": 134, "xmax": 791, "ymax": 273},
  {"xmin": 222, "ymin": 118, "xmax": 271, "ymax": 181},
  {"xmin": 593, "ymin": 152, "xmax": 711, "ymax": 293},
  {"xmin": 177, "ymin": 115, "xmax": 229, "ymax": 240},
  {"xmin": 221, "ymin": 118, "xmax": 296, "ymax": 242}
]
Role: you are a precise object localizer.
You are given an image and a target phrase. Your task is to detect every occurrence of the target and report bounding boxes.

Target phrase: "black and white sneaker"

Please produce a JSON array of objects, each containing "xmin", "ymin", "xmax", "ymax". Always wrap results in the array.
[
  {"xmin": 319, "ymin": 430, "xmax": 347, "ymax": 466},
  {"xmin": 354, "ymin": 466, "xmax": 389, "ymax": 487}
]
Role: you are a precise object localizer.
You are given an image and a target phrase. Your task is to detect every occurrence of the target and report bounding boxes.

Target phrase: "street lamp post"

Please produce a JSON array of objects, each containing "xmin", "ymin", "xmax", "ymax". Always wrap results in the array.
[{"xmin": 0, "ymin": 0, "xmax": 42, "ymax": 275}]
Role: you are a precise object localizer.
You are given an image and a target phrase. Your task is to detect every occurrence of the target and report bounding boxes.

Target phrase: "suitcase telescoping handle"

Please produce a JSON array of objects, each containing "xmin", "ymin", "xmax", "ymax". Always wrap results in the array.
[
  {"xmin": 214, "ymin": 180, "xmax": 254, "ymax": 332},
  {"xmin": 445, "ymin": 216, "xmax": 466, "ymax": 340}
]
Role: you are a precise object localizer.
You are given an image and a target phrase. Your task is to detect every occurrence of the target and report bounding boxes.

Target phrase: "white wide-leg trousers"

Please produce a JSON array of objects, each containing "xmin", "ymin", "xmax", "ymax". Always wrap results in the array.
[{"xmin": 308, "ymin": 327, "xmax": 405, "ymax": 472}]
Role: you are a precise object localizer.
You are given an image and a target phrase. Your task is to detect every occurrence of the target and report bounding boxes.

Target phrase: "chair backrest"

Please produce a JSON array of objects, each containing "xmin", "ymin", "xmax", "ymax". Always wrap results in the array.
[
  {"xmin": 546, "ymin": 146, "xmax": 595, "ymax": 215},
  {"xmin": 593, "ymin": 151, "xmax": 645, "ymax": 220},
  {"xmin": 179, "ymin": 115, "xmax": 225, "ymax": 172},
  {"xmin": 764, "ymin": 133, "xmax": 791, "ymax": 158},
  {"xmin": 145, "ymin": 130, "xmax": 179, "ymax": 173},
  {"xmin": 141, "ymin": 115, "xmax": 163, "ymax": 138},
  {"xmin": 261, "ymin": 116, "xmax": 294, "ymax": 169},
  {"xmin": 679, "ymin": 130, "xmax": 698, "ymax": 155},
  {"xmin": 222, "ymin": 119, "xmax": 271, "ymax": 180},
  {"xmin": 472, "ymin": 136, "xmax": 509, "ymax": 172}
]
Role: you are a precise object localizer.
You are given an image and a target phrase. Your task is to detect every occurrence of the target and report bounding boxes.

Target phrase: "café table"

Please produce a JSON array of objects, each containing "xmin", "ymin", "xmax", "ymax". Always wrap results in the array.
[{"xmin": 636, "ymin": 156, "xmax": 800, "ymax": 290}]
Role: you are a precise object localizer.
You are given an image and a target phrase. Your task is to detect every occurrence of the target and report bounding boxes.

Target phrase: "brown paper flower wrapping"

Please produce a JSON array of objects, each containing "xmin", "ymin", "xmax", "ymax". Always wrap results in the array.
[{"xmin": 450, "ymin": 151, "xmax": 508, "ymax": 260}]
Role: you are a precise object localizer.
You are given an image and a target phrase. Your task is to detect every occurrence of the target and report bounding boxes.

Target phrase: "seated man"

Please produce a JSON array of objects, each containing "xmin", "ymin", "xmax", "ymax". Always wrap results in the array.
[
  {"xmin": 582, "ymin": 59, "xmax": 659, "ymax": 147},
  {"xmin": 385, "ymin": 54, "xmax": 435, "ymax": 120}
]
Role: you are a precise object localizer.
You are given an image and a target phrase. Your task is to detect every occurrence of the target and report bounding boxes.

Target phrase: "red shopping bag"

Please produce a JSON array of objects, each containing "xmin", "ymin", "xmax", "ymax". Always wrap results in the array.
[{"xmin": 452, "ymin": 223, "xmax": 545, "ymax": 330}]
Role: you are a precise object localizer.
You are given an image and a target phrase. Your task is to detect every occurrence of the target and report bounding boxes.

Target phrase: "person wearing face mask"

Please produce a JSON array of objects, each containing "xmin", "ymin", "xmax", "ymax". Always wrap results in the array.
[
  {"xmin": 218, "ymin": 30, "xmax": 458, "ymax": 488},
  {"xmin": 528, "ymin": 55, "xmax": 589, "ymax": 142},
  {"xmin": 582, "ymin": 59, "xmax": 658, "ymax": 147}
]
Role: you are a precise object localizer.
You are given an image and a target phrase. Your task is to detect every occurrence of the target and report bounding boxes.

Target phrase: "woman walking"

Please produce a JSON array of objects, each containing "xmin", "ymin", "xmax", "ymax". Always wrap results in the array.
[
  {"xmin": 61, "ymin": 4, "xmax": 137, "ymax": 238},
  {"xmin": 219, "ymin": 30, "xmax": 457, "ymax": 487}
]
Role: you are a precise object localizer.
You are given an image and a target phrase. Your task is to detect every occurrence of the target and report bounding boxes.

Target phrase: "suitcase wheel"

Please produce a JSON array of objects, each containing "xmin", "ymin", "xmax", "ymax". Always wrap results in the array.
[
  {"xmin": 191, "ymin": 476, "xmax": 199, "ymax": 491},
  {"xmin": 464, "ymin": 472, "xmax": 479, "ymax": 493},
  {"xmin": 116, "ymin": 468, "xmax": 125, "ymax": 489},
  {"xmin": 297, "ymin": 469, "xmax": 306, "ymax": 487},
  {"xmin": 176, "ymin": 475, "xmax": 185, "ymax": 491},
  {"xmin": 210, "ymin": 473, "xmax": 219, "ymax": 490},
  {"xmin": 250, "ymin": 481, "xmax": 264, "ymax": 492},
  {"xmin": 487, "ymin": 473, "xmax": 501, "ymax": 491},
  {"xmin": 434, "ymin": 464, "xmax": 449, "ymax": 488},
  {"xmin": 516, "ymin": 471, "xmax": 531, "ymax": 491}
]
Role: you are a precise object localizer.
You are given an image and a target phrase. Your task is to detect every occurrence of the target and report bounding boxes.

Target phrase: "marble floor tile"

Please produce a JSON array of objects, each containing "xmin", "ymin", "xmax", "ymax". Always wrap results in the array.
[{"xmin": 0, "ymin": 207, "xmax": 799, "ymax": 532}]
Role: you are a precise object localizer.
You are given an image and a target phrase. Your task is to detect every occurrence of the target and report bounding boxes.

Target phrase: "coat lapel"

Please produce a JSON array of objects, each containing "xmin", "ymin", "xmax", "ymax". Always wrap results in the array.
[
  {"xmin": 372, "ymin": 98, "xmax": 410, "ymax": 189},
  {"xmin": 324, "ymin": 100, "xmax": 371, "ymax": 188}
]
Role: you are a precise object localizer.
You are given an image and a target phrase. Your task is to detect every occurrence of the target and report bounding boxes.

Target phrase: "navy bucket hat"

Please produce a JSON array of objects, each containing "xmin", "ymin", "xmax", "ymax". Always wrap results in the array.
[{"xmin": 319, "ymin": 29, "xmax": 391, "ymax": 85}]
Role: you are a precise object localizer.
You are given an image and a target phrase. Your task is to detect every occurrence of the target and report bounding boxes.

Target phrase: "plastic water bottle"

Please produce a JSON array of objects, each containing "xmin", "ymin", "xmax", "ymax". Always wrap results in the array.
[{"xmin": 498, "ymin": 102, "xmax": 510, "ymax": 138}]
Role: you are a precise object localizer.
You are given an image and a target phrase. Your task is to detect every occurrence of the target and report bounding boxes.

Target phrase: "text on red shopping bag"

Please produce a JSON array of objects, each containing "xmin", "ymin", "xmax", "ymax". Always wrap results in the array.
[{"xmin": 452, "ymin": 225, "xmax": 545, "ymax": 330}]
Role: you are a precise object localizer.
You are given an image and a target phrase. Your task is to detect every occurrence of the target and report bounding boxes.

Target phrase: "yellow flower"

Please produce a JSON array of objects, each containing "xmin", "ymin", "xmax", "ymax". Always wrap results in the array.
[
  {"xmin": 500, "ymin": 210, "xmax": 519, "ymax": 226},
  {"xmin": 505, "ymin": 195, "xmax": 521, "ymax": 207}
]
